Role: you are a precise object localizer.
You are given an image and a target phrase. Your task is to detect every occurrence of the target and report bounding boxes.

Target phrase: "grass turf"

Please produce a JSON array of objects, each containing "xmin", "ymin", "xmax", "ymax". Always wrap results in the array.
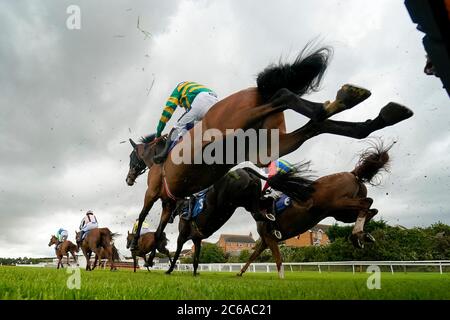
[{"xmin": 0, "ymin": 266, "xmax": 448, "ymax": 300}]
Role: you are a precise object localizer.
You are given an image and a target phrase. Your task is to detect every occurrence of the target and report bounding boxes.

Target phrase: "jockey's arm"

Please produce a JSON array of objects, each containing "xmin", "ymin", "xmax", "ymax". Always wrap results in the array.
[{"xmin": 156, "ymin": 87, "xmax": 181, "ymax": 137}]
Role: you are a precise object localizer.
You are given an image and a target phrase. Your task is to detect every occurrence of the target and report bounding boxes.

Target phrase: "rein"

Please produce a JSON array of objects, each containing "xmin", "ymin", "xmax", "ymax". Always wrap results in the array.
[{"xmin": 162, "ymin": 164, "xmax": 180, "ymax": 201}]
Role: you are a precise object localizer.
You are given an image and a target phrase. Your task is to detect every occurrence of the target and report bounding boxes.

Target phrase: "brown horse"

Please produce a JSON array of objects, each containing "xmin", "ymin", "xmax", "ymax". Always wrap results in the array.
[
  {"xmin": 126, "ymin": 231, "xmax": 172, "ymax": 272},
  {"xmin": 48, "ymin": 235, "xmax": 79, "ymax": 269},
  {"xmin": 92, "ymin": 245, "xmax": 121, "ymax": 269},
  {"xmin": 75, "ymin": 228, "xmax": 118, "ymax": 271},
  {"xmin": 127, "ymin": 46, "xmax": 413, "ymax": 252},
  {"xmin": 238, "ymin": 142, "xmax": 392, "ymax": 278}
]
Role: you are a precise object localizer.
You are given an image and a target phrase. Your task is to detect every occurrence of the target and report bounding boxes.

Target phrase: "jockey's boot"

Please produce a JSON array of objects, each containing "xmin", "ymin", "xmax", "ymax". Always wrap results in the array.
[
  {"xmin": 79, "ymin": 231, "xmax": 85, "ymax": 242},
  {"xmin": 154, "ymin": 128, "xmax": 176, "ymax": 164}
]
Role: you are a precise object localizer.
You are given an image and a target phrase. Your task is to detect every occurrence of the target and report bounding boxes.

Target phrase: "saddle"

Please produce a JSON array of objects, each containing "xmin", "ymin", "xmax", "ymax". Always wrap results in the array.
[
  {"xmin": 259, "ymin": 190, "xmax": 292, "ymax": 220},
  {"xmin": 170, "ymin": 188, "xmax": 209, "ymax": 223}
]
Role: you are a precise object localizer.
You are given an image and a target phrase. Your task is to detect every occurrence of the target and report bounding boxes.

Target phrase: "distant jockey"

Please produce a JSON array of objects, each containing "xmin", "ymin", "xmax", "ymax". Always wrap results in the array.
[
  {"xmin": 56, "ymin": 228, "xmax": 68, "ymax": 244},
  {"xmin": 79, "ymin": 210, "xmax": 98, "ymax": 240},
  {"xmin": 132, "ymin": 219, "xmax": 151, "ymax": 237}
]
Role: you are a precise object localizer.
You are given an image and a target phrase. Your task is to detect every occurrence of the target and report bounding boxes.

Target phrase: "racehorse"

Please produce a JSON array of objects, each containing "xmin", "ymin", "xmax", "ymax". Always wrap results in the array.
[
  {"xmin": 92, "ymin": 245, "xmax": 120, "ymax": 269},
  {"xmin": 48, "ymin": 235, "xmax": 79, "ymax": 269},
  {"xmin": 126, "ymin": 231, "xmax": 172, "ymax": 272},
  {"xmin": 165, "ymin": 169, "xmax": 266, "ymax": 276},
  {"xmin": 166, "ymin": 141, "xmax": 391, "ymax": 277},
  {"xmin": 238, "ymin": 142, "xmax": 392, "ymax": 278},
  {"xmin": 75, "ymin": 228, "xmax": 118, "ymax": 271},
  {"xmin": 127, "ymin": 46, "xmax": 413, "ymax": 252}
]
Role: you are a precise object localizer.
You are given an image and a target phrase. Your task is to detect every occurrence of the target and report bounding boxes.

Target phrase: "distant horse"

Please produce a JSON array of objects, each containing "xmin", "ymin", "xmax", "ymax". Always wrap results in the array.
[
  {"xmin": 92, "ymin": 245, "xmax": 120, "ymax": 269},
  {"xmin": 127, "ymin": 45, "xmax": 412, "ymax": 253},
  {"xmin": 48, "ymin": 235, "xmax": 79, "ymax": 269},
  {"xmin": 238, "ymin": 142, "xmax": 392, "ymax": 278},
  {"xmin": 75, "ymin": 228, "xmax": 118, "ymax": 271},
  {"xmin": 126, "ymin": 231, "xmax": 172, "ymax": 272}
]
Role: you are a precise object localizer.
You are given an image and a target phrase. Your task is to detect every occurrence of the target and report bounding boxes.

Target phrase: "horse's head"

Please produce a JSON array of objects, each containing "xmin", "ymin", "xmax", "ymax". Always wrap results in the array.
[
  {"xmin": 48, "ymin": 235, "xmax": 57, "ymax": 247},
  {"xmin": 126, "ymin": 231, "xmax": 134, "ymax": 249},
  {"xmin": 126, "ymin": 134, "xmax": 167, "ymax": 186}
]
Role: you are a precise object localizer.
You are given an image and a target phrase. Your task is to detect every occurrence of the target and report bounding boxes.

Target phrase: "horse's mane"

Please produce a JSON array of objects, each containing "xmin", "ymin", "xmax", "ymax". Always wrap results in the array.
[
  {"xmin": 140, "ymin": 134, "xmax": 157, "ymax": 144},
  {"xmin": 140, "ymin": 134, "xmax": 167, "ymax": 144}
]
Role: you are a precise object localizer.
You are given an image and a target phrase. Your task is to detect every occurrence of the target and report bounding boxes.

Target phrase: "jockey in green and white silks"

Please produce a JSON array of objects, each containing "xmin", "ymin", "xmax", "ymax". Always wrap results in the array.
[
  {"xmin": 132, "ymin": 219, "xmax": 151, "ymax": 237},
  {"xmin": 153, "ymin": 81, "xmax": 218, "ymax": 163},
  {"xmin": 79, "ymin": 210, "xmax": 98, "ymax": 240},
  {"xmin": 56, "ymin": 228, "xmax": 68, "ymax": 243}
]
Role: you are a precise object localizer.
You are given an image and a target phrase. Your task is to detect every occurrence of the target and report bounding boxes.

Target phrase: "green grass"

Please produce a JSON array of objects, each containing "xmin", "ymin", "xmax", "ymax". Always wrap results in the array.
[{"xmin": 0, "ymin": 266, "xmax": 449, "ymax": 300}]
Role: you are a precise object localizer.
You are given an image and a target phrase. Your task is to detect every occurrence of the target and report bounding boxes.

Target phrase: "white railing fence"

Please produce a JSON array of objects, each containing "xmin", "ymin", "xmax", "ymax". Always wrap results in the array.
[{"xmin": 151, "ymin": 260, "xmax": 450, "ymax": 274}]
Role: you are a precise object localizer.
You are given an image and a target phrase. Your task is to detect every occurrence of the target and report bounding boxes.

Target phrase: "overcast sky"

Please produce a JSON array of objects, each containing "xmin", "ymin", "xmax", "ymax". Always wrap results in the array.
[{"xmin": 1, "ymin": 0, "xmax": 449, "ymax": 258}]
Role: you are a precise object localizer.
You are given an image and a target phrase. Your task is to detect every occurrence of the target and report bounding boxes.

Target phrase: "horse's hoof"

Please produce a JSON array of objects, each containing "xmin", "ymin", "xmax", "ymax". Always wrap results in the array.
[
  {"xmin": 379, "ymin": 102, "xmax": 414, "ymax": 126},
  {"xmin": 350, "ymin": 233, "xmax": 364, "ymax": 249},
  {"xmin": 236, "ymin": 273, "xmax": 243, "ymax": 277},
  {"xmin": 336, "ymin": 84, "xmax": 371, "ymax": 108},
  {"xmin": 364, "ymin": 233, "xmax": 376, "ymax": 243}
]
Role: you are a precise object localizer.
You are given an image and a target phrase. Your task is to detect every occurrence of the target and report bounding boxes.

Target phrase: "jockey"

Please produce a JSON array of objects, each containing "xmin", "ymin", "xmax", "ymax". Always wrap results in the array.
[
  {"xmin": 132, "ymin": 219, "xmax": 151, "ymax": 237},
  {"xmin": 79, "ymin": 210, "xmax": 98, "ymax": 241},
  {"xmin": 262, "ymin": 159, "xmax": 295, "ymax": 193},
  {"xmin": 56, "ymin": 228, "xmax": 68, "ymax": 243},
  {"xmin": 153, "ymin": 81, "xmax": 218, "ymax": 164}
]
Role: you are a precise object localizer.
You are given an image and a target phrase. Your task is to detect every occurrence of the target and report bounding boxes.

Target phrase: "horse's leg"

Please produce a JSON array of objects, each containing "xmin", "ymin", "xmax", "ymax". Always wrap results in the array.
[
  {"xmin": 237, "ymin": 239, "xmax": 267, "ymax": 276},
  {"xmin": 131, "ymin": 189, "xmax": 158, "ymax": 250},
  {"xmin": 193, "ymin": 238, "xmax": 202, "ymax": 277},
  {"xmin": 71, "ymin": 250, "xmax": 78, "ymax": 266},
  {"xmin": 264, "ymin": 236, "xmax": 284, "ymax": 279},
  {"xmin": 166, "ymin": 235, "xmax": 187, "ymax": 275},
  {"xmin": 147, "ymin": 248, "xmax": 156, "ymax": 268},
  {"xmin": 269, "ymin": 84, "xmax": 371, "ymax": 121},
  {"xmin": 105, "ymin": 247, "xmax": 115, "ymax": 271},
  {"xmin": 67, "ymin": 253, "xmax": 70, "ymax": 266},
  {"xmin": 161, "ymin": 247, "xmax": 173, "ymax": 266},
  {"xmin": 91, "ymin": 251, "xmax": 100, "ymax": 270},
  {"xmin": 317, "ymin": 102, "xmax": 413, "ymax": 139},
  {"xmin": 85, "ymin": 251, "xmax": 92, "ymax": 271},
  {"xmin": 151, "ymin": 201, "xmax": 175, "ymax": 259}
]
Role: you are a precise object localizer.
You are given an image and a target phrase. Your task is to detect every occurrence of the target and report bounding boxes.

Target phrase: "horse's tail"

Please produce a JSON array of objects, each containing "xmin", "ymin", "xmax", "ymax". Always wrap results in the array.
[
  {"xmin": 256, "ymin": 44, "xmax": 332, "ymax": 102},
  {"xmin": 244, "ymin": 163, "xmax": 315, "ymax": 202},
  {"xmin": 351, "ymin": 140, "xmax": 394, "ymax": 185}
]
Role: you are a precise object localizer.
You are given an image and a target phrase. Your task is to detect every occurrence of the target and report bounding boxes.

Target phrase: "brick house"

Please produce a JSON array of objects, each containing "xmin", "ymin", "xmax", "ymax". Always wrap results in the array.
[
  {"xmin": 217, "ymin": 233, "xmax": 256, "ymax": 253},
  {"xmin": 284, "ymin": 224, "xmax": 331, "ymax": 247}
]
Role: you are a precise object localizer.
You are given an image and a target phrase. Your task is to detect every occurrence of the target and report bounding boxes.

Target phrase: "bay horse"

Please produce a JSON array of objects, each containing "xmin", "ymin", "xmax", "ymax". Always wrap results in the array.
[
  {"xmin": 238, "ymin": 142, "xmax": 392, "ymax": 279},
  {"xmin": 126, "ymin": 231, "xmax": 172, "ymax": 272},
  {"xmin": 48, "ymin": 235, "xmax": 79, "ymax": 269},
  {"xmin": 127, "ymin": 46, "xmax": 413, "ymax": 252},
  {"xmin": 75, "ymin": 228, "xmax": 118, "ymax": 271}
]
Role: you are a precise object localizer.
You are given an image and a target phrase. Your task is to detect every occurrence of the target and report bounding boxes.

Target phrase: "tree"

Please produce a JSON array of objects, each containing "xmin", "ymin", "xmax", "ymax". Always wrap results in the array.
[{"xmin": 198, "ymin": 243, "xmax": 226, "ymax": 263}]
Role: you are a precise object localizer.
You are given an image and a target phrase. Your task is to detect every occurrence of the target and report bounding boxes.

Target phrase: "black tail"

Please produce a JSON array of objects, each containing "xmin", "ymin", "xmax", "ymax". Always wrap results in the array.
[
  {"xmin": 352, "ymin": 140, "xmax": 394, "ymax": 185},
  {"xmin": 244, "ymin": 163, "xmax": 315, "ymax": 202},
  {"xmin": 256, "ymin": 45, "xmax": 332, "ymax": 102}
]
